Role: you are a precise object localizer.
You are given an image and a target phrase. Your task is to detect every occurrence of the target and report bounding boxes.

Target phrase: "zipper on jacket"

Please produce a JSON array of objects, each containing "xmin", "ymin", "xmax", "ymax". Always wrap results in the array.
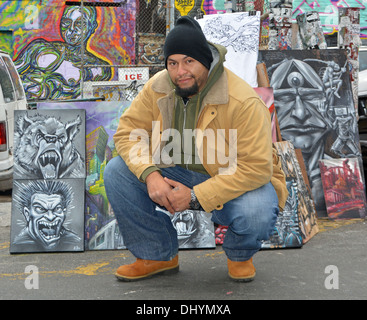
[{"xmin": 182, "ymin": 98, "xmax": 188, "ymax": 169}]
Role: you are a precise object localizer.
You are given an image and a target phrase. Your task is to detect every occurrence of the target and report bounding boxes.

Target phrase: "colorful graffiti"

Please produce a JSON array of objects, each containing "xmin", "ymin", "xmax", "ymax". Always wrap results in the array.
[
  {"xmin": 0, "ymin": 0, "xmax": 136, "ymax": 100},
  {"xmin": 292, "ymin": 0, "xmax": 367, "ymax": 38},
  {"xmin": 1, "ymin": 0, "xmax": 367, "ymax": 101}
]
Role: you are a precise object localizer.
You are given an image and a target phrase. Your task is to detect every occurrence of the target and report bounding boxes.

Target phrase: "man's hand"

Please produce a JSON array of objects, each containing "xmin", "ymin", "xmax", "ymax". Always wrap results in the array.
[
  {"xmin": 146, "ymin": 171, "xmax": 175, "ymax": 214},
  {"xmin": 164, "ymin": 177, "xmax": 191, "ymax": 213},
  {"xmin": 145, "ymin": 172, "xmax": 191, "ymax": 214}
]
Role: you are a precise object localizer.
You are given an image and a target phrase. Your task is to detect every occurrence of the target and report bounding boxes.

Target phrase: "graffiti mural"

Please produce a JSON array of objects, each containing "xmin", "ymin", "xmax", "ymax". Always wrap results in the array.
[
  {"xmin": 14, "ymin": 6, "xmax": 112, "ymax": 100},
  {"xmin": 292, "ymin": 0, "xmax": 367, "ymax": 40},
  {"xmin": 0, "ymin": 1, "xmax": 136, "ymax": 100}
]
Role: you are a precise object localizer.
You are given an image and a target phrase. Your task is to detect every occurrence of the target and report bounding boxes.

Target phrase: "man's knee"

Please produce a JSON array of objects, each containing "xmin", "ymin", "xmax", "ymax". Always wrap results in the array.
[
  {"xmin": 231, "ymin": 205, "xmax": 278, "ymax": 240},
  {"xmin": 105, "ymin": 156, "xmax": 125, "ymax": 179}
]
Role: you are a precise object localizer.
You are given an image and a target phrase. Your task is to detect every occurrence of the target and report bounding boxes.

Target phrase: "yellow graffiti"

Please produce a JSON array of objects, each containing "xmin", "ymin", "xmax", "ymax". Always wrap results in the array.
[{"xmin": 175, "ymin": 0, "xmax": 194, "ymax": 16}]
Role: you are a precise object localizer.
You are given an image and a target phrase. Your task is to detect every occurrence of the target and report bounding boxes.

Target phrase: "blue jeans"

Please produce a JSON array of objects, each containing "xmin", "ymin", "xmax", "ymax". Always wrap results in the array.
[{"xmin": 104, "ymin": 156, "xmax": 279, "ymax": 261}]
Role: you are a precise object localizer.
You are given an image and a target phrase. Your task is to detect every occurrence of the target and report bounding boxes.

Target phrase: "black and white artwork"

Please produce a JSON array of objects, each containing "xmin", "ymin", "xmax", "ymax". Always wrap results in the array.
[
  {"xmin": 10, "ymin": 179, "xmax": 85, "ymax": 253},
  {"xmin": 157, "ymin": 207, "xmax": 216, "ymax": 249},
  {"xmin": 13, "ymin": 109, "xmax": 86, "ymax": 180},
  {"xmin": 197, "ymin": 12, "xmax": 260, "ymax": 87},
  {"xmin": 261, "ymin": 178, "xmax": 303, "ymax": 249},
  {"xmin": 259, "ymin": 49, "xmax": 361, "ymax": 216}
]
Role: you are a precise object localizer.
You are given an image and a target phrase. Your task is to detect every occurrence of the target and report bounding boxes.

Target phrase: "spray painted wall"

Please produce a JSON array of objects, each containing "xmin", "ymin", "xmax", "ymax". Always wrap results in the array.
[
  {"xmin": 0, "ymin": 0, "xmax": 136, "ymax": 100},
  {"xmin": 292, "ymin": 0, "xmax": 367, "ymax": 39},
  {"xmin": 0, "ymin": 0, "xmax": 366, "ymax": 100}
]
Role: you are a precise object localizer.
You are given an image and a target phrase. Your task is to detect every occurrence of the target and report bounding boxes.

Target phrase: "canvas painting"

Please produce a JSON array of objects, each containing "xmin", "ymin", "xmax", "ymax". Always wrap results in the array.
[
  {"xmin": 259, "ymin": 49, "xmax": 361, "ymax": 217},
  {"xmin": 254, "ymin": 87, "xmax": 278, "ymax": 143},
  {"xmin": 10, "ymin": 179, "xmax": 85, "ymax": 253},
  {"xmin": 197, "ymin": 12, "xmax": 260, "ymax": 87},
  {"xmin": 13, "ymin": 109, "xmax": 86, "ymax": 180},
  {"xmin": 273, "ymin": 141, "xmax": 319, "ymax": 243},
  {"xmin": 83, "ymin": 80, "xmax": 145, "ymax": 101},
  {"xmin": 261, "ymin": 178, "xmax": 303, "ymax": 249},
  {"xmin": 157, "ymin": 207, "xmax": 216, "ymax": 249},
  {"xmin": 37, "ymin": 101, "xmax": 131, "ymax": 250},
  {"xmin": 319, "ymin": 158, "xmax": 367, "ymax": 219}
]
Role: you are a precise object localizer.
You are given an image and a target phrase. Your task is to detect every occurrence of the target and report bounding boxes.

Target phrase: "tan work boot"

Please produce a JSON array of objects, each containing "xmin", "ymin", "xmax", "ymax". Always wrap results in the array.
[
  {"xmin": 227, "ymin": 257, "xmax": 256, "ymax": 282},
  {"xmin": 115, "ymin": 255, "xmax": 179, "ymax": 281}
]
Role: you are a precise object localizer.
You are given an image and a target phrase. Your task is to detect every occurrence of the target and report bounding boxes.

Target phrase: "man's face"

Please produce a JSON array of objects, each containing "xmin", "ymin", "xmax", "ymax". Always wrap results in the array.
[
  {"xmin": 60, "ymin": 8, "xmax": 96, "ymax": 46},
  {"xmin": 166, "ymin": 54, "xmax": 209, "ymax": 98},
  {"xmin": 25, "ymin": 193, "xmax": 66, "ymax": 248}
]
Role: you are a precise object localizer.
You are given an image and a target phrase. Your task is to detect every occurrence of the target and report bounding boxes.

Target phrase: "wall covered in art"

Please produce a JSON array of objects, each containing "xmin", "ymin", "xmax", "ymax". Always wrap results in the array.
[
  {"xmin": 0, "ymin": 0, "xmax": 136, "ymax": 100},
  {"xmin": 0, "ymin": 0, "xmax": 367, "ymax": 101}
]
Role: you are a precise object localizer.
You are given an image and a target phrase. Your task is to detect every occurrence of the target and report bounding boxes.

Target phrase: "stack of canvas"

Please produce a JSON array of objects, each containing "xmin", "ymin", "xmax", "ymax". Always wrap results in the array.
[
  {"xmin": 10, "ymin": 109, "xmax": 86, "ymax": 253},
  {"xmin": 259, "ymin": 48, "xmax": 366, "ymax": 220}
]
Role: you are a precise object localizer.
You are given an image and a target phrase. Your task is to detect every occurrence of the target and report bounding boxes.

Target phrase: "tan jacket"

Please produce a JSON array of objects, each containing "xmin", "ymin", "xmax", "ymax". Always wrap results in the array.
[{"xmin": 113, "ymin": 68, "xmax": 288, "ymax": 213}]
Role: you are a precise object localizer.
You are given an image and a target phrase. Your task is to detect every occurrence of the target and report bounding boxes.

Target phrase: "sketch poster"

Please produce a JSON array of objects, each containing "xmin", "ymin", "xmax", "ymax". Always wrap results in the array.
[
  {"xmin": 197, "ymin": 12, "xmax": 260, "ymax": 87},
  {"xmin": 10, "ymin": 179, "xmax": 85, "ymax": 253},
  {"xmin": 259, "ymin": 49, "xmax": 361, "ymax": 217},
  {"xmin": 319, "ymin": 158, "xmax": 367, "ymax": 219},
  {"xmin": 13, "ymin": 109, "xmax": 86, "ymax": 180}
]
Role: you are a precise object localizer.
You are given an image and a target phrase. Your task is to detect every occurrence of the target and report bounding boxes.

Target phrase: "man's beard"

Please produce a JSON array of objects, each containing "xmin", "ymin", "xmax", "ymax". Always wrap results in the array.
[{"xmin": 175, "ymin": 81, "xmax": 199, "ymax": 98}]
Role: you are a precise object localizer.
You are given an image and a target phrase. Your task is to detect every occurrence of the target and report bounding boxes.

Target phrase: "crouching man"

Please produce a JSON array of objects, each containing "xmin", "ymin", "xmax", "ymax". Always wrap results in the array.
[{"xmin": 104, "ymin": 16, "xmax": 288, "ymax": 282}]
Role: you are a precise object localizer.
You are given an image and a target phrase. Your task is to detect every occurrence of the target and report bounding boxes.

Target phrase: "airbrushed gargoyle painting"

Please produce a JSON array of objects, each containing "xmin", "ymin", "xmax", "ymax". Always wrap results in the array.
[{"xmin": 13, "ymin": 109, "xmax": 86, "ymax": 180}]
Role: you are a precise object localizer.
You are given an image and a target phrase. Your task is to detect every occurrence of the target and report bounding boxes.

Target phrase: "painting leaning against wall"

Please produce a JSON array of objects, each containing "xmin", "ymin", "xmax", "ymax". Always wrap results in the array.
[{"xmin": 259, "ymin": 49, "xmax": 362, "ymax": 217}]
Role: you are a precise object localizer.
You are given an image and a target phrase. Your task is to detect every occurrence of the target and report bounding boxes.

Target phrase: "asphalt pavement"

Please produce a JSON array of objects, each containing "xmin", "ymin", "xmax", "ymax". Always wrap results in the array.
[{"xmin": 0, "ymin": 199, "xmax": 366, "ymax": 304}]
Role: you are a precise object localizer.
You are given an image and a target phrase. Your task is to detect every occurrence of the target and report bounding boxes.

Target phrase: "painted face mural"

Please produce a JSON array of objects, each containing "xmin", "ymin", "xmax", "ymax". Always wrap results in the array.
[
  {"xmin": 60, "ymin": 6, "xmax": 98, "ymax": 46},
  {"xmin": 14, "ymin": 6, "xmax": 112, "ymax": 100}
]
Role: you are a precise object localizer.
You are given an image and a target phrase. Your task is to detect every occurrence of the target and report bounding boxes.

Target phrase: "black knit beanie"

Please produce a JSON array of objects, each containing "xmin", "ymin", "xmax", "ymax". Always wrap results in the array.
[{"xmin": 164, "ymin": 16, "xmax": 213, "ymax": 70}]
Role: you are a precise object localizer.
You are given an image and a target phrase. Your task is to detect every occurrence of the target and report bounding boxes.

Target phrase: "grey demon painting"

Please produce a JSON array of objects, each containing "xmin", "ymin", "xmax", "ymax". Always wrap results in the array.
[
  {"xmin": 13, "ymin": 109, "xmax": 86, "ymax": 180},
  {"xmin": 259, "ymin": 49, "xmax": 361, "ymax": 216},
  {"xmin": 10, "ymin": 179, "xmax": 84, "ymax": 253}
]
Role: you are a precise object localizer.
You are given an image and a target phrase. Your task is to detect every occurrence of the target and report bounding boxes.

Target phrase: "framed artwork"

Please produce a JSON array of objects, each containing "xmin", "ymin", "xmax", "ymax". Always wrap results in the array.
[
  {"xmin": 10, "ymin": 109, "xmax": 86, "ymax": 253},
  {"xmin": 37, "ymin": 101, "xmax": 131, "ymax": 250},
  {"xmin": 254, "ymin": 87, "xmax": 279, "ymax": 143},
  {"xmin": 13, "ymin": 109, "xmax": 86, "ymax": 180},
  {"xmin": 273, "ymin": 141, "xmax": 319, "ymax": 244},
  {"xmin": 319, "ymin": 158, "xmax": 367, "ymax": 219},
  {"xmin": 259, "ymin": 49, "xmax": 361, "ymax": 217},
  {"xmin": 262, "ymin": 178, "xmax": 303, "ymax": 249},
  {"xmin": 10, "ymin": 179, "xmax": 85, "ymax": 253},
  {"xmin": 157, "ymin": 207, "xmax": 215, "ymax": 249}
]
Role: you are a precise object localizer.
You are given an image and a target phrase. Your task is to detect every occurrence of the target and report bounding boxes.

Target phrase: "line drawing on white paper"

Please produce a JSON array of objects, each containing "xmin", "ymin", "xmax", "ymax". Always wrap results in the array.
[{"xmin": 200, "ymin": 14, "xmax": 260, "ymax": 53}]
